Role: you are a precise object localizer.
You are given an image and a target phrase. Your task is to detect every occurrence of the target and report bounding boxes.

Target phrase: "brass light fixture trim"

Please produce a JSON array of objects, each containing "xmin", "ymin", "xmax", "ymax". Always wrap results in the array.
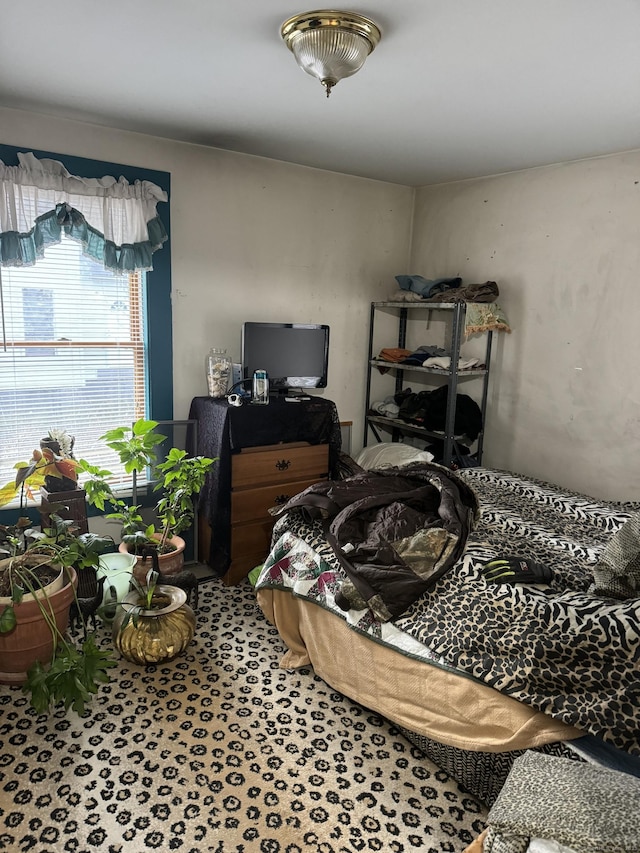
[{"xmin": 281, "ymin": 10, "xmax": 382, "ymax": 97}]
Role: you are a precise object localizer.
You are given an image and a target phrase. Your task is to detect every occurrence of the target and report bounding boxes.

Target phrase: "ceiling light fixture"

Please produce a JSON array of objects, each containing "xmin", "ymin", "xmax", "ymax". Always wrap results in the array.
[{"xmin": 281, "ymin": 9, "xmax": 381, "ymax": 98}]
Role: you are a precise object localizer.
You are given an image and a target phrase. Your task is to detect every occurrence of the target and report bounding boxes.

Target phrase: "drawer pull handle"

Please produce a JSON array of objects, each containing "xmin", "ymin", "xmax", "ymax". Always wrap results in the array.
[
  {"xmin": 275, "ymin": 459, "xmax": 291, "ymax": 470},
  {"xmin": 274, "ymin": 494, "xmax": 290, "ymax": 505}
]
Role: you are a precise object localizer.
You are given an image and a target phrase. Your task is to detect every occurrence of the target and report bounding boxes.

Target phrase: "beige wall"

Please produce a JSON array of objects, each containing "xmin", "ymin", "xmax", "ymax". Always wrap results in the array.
[
  {"xmin": 4, "ymin": 105, "xmax": 639, "ymax": 499},
  {"xmin": 411, "ymin": 152, "xmax": 640, "ymax": 499},
  {"xmin": 0, "ymin": 106, "xmax": 413, "ymax": 447}
]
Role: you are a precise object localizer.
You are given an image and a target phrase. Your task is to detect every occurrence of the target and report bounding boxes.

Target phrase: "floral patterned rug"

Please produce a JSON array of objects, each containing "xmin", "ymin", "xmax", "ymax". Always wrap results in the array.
[{"xmin": 0, "ymin": 578, "xmax": 486, "ymax": 852}]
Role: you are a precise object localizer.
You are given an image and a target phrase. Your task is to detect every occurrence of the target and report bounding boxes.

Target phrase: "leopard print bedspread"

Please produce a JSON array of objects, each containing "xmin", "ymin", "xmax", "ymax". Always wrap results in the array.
[
  {"xmin": 261, "ymin": 468, "xmax": 640, "ymax": 756},
  {"xmin": 394, "ymin": 468, "xmax": 640, "ymax": 756}
]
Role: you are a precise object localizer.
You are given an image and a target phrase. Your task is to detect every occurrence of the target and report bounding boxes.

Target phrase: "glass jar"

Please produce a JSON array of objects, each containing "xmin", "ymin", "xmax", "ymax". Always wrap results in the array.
[{"xmin": 205, "ymin": 348, "xmax": 231, "ymax": 398}]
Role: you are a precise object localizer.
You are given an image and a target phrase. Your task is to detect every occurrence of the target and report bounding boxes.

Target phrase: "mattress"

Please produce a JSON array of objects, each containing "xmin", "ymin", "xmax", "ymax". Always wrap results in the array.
[
  {"xmin": 255, "ymin": 465, "xmax": 639, "ymax": 801},
  {"xmin": 256, "ymin": 584, "xmax": 579, "ymax": 753}
]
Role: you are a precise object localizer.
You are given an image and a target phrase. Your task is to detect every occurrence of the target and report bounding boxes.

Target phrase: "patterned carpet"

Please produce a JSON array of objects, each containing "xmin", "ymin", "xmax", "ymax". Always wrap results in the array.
[{"xmin": 0, "ymin": 578, "xmax": 487, "ymax": 852}]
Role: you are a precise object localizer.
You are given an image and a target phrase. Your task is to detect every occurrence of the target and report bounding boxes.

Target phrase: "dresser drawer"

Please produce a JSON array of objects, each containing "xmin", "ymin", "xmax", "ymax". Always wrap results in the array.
[
  {"xmin": 231, "ymin": 476, "xmax": 320, "ymax": 525},
  {"xmin": 232, "ymin": 442, "xmax": 328, "ymax": 489},
  {"xmin": 230, "ymin": 518, "xmax": 274, "ymax": 560}
]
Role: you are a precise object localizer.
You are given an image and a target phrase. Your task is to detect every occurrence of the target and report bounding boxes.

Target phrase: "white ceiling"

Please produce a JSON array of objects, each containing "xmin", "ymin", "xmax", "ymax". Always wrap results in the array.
[{"xmin": 2, "ymin": 0, "xmax": 640, "ymax": 186}]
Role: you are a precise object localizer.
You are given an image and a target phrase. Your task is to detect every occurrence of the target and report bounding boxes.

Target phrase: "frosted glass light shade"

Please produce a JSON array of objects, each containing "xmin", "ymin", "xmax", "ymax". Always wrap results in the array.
[{"xmin": 281, "ymin": 10, "xmax": 381, "ymax": 97}]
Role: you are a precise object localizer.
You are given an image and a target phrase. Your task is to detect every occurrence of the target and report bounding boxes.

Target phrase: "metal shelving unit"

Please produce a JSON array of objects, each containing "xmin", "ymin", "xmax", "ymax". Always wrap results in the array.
[{"xmin": 363, "ymin": 301, "xmax": 493, "ymax": 467}]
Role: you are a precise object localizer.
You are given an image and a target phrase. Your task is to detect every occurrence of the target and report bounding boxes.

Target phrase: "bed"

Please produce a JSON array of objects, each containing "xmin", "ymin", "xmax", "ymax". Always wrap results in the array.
[{"xmin": 254, "ymin": 459, "xmax": 640, "ymax": 805}]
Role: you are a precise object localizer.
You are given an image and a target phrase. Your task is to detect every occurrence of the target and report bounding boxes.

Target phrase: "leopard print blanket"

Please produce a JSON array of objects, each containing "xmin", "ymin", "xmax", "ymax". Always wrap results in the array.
[
  {"xmin": 263, "ymin": 468, "xmax": 640, "ymax": 756},
  {"xmin": 484, "ymin": 751, "xmax": 640, "ymax": 852},
  {"xmin": 399, "ymin": 468, "xmax": 640, "ymax": 756}
]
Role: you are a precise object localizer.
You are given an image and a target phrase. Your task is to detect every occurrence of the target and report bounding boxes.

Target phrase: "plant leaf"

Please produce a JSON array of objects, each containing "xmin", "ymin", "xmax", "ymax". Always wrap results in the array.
[
  {"xmin": 23, "ymin": 660, "xmax": 51, "ymax": 714},
  {"xmin": 133, "ymin": 419, "xmax": 159, "ymax": 436},
  {"xmin": 11, "ymin": 584, "xmax": 24, "ymax": 605},
  {"xmin": 22, "ymin": 636, "xmax": 116, "ymax": 716},
  {"xmin": 0, "ymin": 481, "xmax": 19, "ymax": 508},
  {"xmin": 0, "ymin": 605, "xmax": 17, "ymax": 632}
]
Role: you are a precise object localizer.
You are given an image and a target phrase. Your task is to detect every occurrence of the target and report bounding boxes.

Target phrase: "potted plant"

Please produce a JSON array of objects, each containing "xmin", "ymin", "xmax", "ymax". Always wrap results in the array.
[
  {"xmin": 0, "ymin": 433, "xmax": 81, "ymax": 509},
  {"xmin": 35, "ymin": 511, "xmax": 118, "ymax": 597},
  {"xmin": 79, "ymin": 418, "xmax": 166, "ymax": 527},
  {"xmin": 111, "ymin": 565, "xmax": 196, "ymax": 666},
  {"xmin": 119, "ymin": 448, "xmax": 216, "ymax": 576},
  {"xmin": 80, "ymin": 419, "xmax": 216, "ymax": 577},
  {"xmin": 39, "ymin": 428, "xmax": 78, "ymax": 492},
  {"xmin": 79, "ymin": 419, "xmax": 170, "ymax": 570},
  {"xmin": 101, "ymin": 420, "xmax": 170, "ymax": 504},
  {"xmin": 0, "ymin": 517, "xmax": 116, "ymax": 713}
]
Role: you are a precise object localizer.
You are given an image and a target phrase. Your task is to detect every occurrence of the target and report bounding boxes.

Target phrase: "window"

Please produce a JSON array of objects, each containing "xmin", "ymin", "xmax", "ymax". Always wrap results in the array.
[
  {"xmin": 0, "ymin": 239, "xmax": 148, "ymax": 487},
  {"xmin": 0, "ymin": 145, "xmax": 172, "ymax": 510}
]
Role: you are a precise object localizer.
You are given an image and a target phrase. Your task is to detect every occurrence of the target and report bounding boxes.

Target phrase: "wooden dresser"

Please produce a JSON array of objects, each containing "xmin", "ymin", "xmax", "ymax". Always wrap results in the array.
[
  {"xmin": 226, "ymin": 441, "xmax": 329, "ymax": 585},
  {"xmin": 188, "ymin": 395, "xmax": 341, "ymax": 585}
]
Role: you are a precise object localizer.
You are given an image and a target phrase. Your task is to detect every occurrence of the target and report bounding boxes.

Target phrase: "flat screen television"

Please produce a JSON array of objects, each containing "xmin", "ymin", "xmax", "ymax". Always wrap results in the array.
[{"xmin": 241, "ymin": 322, "xmax": 330, "ymax": 393}]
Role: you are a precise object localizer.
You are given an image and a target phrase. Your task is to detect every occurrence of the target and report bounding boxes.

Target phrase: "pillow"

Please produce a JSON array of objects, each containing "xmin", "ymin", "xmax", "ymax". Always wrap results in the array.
[
  {"xmin": 355, "ymin": 442, "xmax": 434, "ymax": 471},
  {"xmin": 589, "ymin": 511, "xmax": 640, "ymax": 600}
]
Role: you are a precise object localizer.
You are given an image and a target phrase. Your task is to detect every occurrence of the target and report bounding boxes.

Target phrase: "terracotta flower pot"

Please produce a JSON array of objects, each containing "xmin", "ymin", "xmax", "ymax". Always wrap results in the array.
[
  {"xmin": 0, "ymin": 556, "xmax": 64, "ymax": 601},
  {"xmin": 0, "ymin": 566, "xmax": 77, "ymax": 685},
  {"xmin": 119, "ymin": 534, "xmax": 186, "ymax": 582}
]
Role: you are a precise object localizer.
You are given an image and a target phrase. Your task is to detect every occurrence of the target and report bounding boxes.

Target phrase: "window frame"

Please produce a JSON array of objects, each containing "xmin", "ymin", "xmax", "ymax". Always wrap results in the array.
[{"xmin": 0, "ymin": 143, "xmax": 172, "ymax": 525}]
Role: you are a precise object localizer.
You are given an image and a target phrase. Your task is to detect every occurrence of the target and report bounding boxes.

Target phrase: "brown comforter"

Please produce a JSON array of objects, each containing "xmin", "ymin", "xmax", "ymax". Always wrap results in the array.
[{"xmin": 273, "ymin": 462, "xmax": 479, "ymax": 621}]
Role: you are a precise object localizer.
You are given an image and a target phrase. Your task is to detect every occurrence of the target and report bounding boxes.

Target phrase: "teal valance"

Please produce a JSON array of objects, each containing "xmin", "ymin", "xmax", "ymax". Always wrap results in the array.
[{"xmin": 0, "ymin": 152, "xmax": 168, "ymax": 273}]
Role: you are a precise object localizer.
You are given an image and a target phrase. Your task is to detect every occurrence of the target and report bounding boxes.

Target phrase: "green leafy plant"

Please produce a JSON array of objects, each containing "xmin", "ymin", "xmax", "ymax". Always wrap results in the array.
[
  {"xmin": 24, "ymin": 632, "xmax": 115, "ymax": 715},
  {"xmin": 98, "ymin": 419, "xmax": 167, "ymax": 505},
  {"xmin": 113, "ymin": 565, "xmax": 163, "ymax": 633},
  {"xmin": 131, "ymin": 566, "xmax": 159, "ymax": 614},
  {"xmin": 0, "ymin": 517, "xmax": 116, "ymax": 715},
  {"xmin": 31, "ymin": 511, "xmax": 116, "ymax": 570},
  {"xmin": 80, "ymin": 419, "xmax": 216, "ymax": 556},
  {"xmin": 80, "ymin": 462, "xmax": 148, "ymax": 539},
  {"xmin": 79, "ymin": 419, "xmax": 166, "ymax": 547},
  {"xmin": 154, "ymin": 449, "xmax": 216, "ymax": 552}
]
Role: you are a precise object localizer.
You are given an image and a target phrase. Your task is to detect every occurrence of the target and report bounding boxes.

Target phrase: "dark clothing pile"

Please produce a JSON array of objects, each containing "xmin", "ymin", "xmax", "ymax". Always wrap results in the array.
[
  {"xmin": 273, "ymin": 462, "xmax": 479, "ymax": 621},
  {"xmin": 395, "ymin": 385, "xmax": 483, "ymax": 442}
]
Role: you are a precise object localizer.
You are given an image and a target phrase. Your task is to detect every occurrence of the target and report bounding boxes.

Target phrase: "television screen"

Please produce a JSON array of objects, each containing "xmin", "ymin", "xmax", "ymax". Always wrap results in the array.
[{"xmin": 241, "ymin": 322, "xmax": 330, "ymax": 391}]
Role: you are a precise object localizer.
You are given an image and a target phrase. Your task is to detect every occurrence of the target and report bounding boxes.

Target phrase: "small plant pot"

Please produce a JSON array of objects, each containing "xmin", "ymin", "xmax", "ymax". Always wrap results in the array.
[
  {"xmin": 0, "ymin": 566, "xmax": 77, "ymax": 685},
  {"xmin": 112, "ymin": 585, "xmax": 196, "ymax": 666},
  {"xmin": 96, "ymin": 553, "xmax": 137, "ymax": 624},
  {"xmin": 119, "ymin": 534, "xmax": 186, "ymax": 582}
]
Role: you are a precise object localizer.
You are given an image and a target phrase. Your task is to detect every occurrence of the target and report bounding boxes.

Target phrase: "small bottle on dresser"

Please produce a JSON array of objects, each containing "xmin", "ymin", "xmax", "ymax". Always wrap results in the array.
[{"xmin": 252, "ymin": 369, "xmax": 269, "ymax": 404}]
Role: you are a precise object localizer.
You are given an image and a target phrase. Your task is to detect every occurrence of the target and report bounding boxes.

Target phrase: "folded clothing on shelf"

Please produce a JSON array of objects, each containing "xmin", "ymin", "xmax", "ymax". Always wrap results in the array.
[
  {"xmin": 370, "ymin": 397, "xmax": 400, "ymax": 417},
  {"xmin": 422, "ymin": 356, "xmax": 484, "ymax": 370},
  {"xmin": 395, "ymin": 274, "xmax": 462, "ymax": 298},
  {"xmin": 422, "ymin": 280, "xmax": 499, "ymax": 303},
  {"xmin": 400, "ymin": 345, "xmax": 447, "ymax": 365},
  {"xmin": 377, "ymin": 347, "xmax": 412, "ymax": 362}
]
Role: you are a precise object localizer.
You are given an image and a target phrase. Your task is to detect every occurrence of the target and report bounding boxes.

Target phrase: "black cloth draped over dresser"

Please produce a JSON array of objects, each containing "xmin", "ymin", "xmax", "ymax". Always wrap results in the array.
[{"xmin": 188, "ymin": 396, "xmax": 342, "ymax": 575}]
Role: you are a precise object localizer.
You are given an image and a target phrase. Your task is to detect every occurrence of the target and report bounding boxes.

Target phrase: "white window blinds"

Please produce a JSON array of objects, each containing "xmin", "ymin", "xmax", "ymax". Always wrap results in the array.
[{"xmin": 0, "ymin": 236, "xmax": 147, "ymax": 494}]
